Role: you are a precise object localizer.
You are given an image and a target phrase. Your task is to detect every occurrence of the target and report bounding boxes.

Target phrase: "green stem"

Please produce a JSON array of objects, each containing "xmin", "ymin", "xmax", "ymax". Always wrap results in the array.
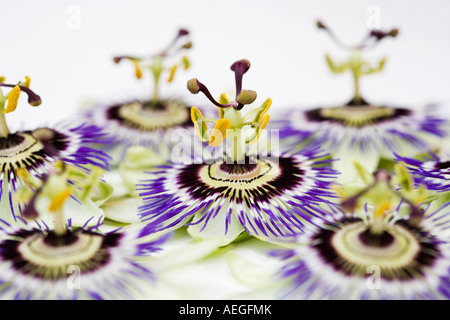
[
  {"xmin": 54, "ymin": 208, "xmax": 66, "ymax": 236},
  {"xmin": 152, "ymin": 72, "xmax": 160, "ymax": 103},
  {"xmin": 0, "ymin": 90, "xmax": 10, "ymax": 138},
  {"xmin": 352, "ymin": 71, "xmax": 362, "ymax": 104},
  {"xmin": 149, "ymin": 56, "xmax": 164, "ymax": 103},
  {"xmin": 230, "ymin": 129, "xmax": 244, "ymax": 163}
]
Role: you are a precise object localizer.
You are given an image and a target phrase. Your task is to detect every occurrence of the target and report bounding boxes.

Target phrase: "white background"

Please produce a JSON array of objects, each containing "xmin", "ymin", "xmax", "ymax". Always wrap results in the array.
[{"xmin": 2, "ymin": 0, "xmax": 450, "ymax": 132}]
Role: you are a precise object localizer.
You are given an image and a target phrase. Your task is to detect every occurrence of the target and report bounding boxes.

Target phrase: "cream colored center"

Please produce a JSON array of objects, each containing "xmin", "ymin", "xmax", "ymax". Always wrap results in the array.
[
  {"xmin": 320, "ymin": 105, "xmax": 396, "ymax": 126},
  {"xmin": 201, "ymin": 159, "xmax": 279, "ymax": 189},
  {"xmin": 0, "ymin": 133, "xmax": 43, "ymax": 164},
  {"xmin": 332, "ymin": 221, "xmax": 420, "ymax": 270},
  {"xmin": 119, "ymin": 101, "xmax": 189, "ymax": 130},
  {"xmin": 19, "ymin": 232, "xmax": 103, "ymax": 268}
]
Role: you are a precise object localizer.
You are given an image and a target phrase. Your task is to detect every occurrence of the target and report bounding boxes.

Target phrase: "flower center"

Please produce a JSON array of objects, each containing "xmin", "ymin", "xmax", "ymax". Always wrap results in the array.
[
  {"xmin": 216, "ymin": 161, "xmax": 261, "ymax": 180},
  {"xmin": 314, "ymin": 218, "xmax": 440, "ymax": 280},
  {"xmin": 109, "ymin": 100, "xmax": 190, "ymax": 131},
  {"xmin": 0, "ymin": 132, "xmax": 43, "ymax": 161},
  {"xmin": 205, "ymin": 157, "xmax": 276, "ymax": 185},
  {"xmin": 332, "ymin": 221, "xmax": 419, "ymax": 269},
  {"xmin": 1, "ymin": 229, "xmax": 120, "ymax": 279},
  {"xmin": 19, "ymin": 231, "xmax": 103, "ymax": 269},
  {"xmin": 305, "ymin": 105, "xmax": 411, "ymax": 127}
]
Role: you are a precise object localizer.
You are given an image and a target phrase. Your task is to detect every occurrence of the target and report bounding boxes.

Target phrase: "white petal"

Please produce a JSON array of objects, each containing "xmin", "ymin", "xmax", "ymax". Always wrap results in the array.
[
  {"xmin": 102, "ymin": 169, "xmax": 131, "ymax": 199},
  {"xmin": 148, "ymin": 228, "xmax": 223, "ymax": 273},
  {"xmin": 225, "ymin": 243, "xmax": 283, "ymax": 289},
  {"xmin": 187, "ymin": 203, "xmax": 245, "ymax": 246},
  {"xmin": 101, "ymin": 196, "xmax": 142, "ymax": 224}
]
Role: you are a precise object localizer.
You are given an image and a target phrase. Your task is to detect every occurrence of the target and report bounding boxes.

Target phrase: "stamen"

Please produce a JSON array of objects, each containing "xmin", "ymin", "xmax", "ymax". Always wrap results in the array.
[
  {"xmin": 371, "ymin": 200, "xmax": 390, "ymax": 235},
  {"xmin": 191, "ymin": 107, "xmax": 211, "ymax": 142},
  {"xmin": 182, "ymin": 56, "xmax": 190, "ymax": 69},
  {"xmin": 247, "ymin": 114, "xmax": 270, "ymax": 145},
  {"xmin": 187, "ymin": 59, "xmax": 269, "ymax": 154},
  {"xmin": 4, "ymin": 85, "xmax": 21, "ymax": 114},
  {"xmin": 168, "ymin": 64, "xmax": 178, "ymax": 82},
  {"xmin": 23, "ymin": 76, "xmax": 31, "ymax": 88},
  {"xmin": 209, "ymin": 118, "xmax": 230, "ymax": 147},
  {"xmin": 0, "ymin": 83, "xmax": 41, "ymax": 106},
  {"xmin": 133, "ymin": 60, "xmax": 143, "ymax": 79},
  {"xmin": 48, "ymin": 188, "xmax": 72, "ymax": 212},
  {"xmin": 113, "ymin": 28, "xmax": 192, "ymax": 104}
]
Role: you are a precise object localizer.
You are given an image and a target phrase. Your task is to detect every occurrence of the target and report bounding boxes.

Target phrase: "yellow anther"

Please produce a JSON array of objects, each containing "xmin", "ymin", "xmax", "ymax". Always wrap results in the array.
[
  {"xmin": 374, "ymin": 200, "xmax": 391, "ymax": 219},
  {"xmin": 182, "ymin": 56, "xmax": 190, "ymax": 70},
  {"xmin": 23, "ymin": 76, "xmax": 31, "ymax": 88},
  {"xmin": 218, "ymin": 94, "xmax": 230, "ymax": 119},
  {"xmin": 48, "ymin": 188, "xmax": 72, "ymax": 212},
  {"xmin": 219, "ymin": 93, "xmax": 229, "ymax": 105},
  {"xmin": 259, "ymin": 114, "xmax": 270, "ymax": 130},
  {"xmin": 247, "ymin": 114, "xmax": 270, "ymax": 145},
  {"xmin": 4, "ymin": 85, "xmax": 21, "ymax": 114},
  {"xmin": 209, "ymin": 118, "xmax": 230, "ymax": 147},
  {"xmin": 168, "ymin": 64, "xmax": 178, "ymax": 82},
  {"xmin": 191, "ymin": 107, "xmax": 210, "ymax": 142},
  {"xmin": 331, "ymin": 184, "xmax": 346, "ymax": 198},
  {"xmin": 0, "ymin": 76, "xmax": 5, "ymax": 83},
  {"xmin": 133, "ymin": 60, "xmax": 142, "ymax": 79},
  {"xmin": 257, "ymin": 98, "xmax": 272, "ymax": 122},
  {"xmin": 370, "ymin": 199, "xmax": 391, "ymax": 234}
]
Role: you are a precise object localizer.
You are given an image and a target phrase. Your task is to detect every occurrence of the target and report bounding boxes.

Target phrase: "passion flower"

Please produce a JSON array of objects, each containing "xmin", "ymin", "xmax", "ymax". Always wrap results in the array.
[
  {"xmin": 0, "ymin": 77, "xmax": 109, "ymax": 221},
  {"xmin": 277, "ymin": 21, "xmax": 445, "ymax": 179},
  {"xmin": 85, "ymin": 29, "xmax": 195, "ymax": 163},
  {"xmin": 271, "ymin": 169, "xmax": 450, "ymax": 299},
  {"xmin": 137, "ymin": 59, "xmax": 339, "ymax": 244},
  {"xmin": 0, "ymin": 163, "xmax": 166, "ymax": 300}
]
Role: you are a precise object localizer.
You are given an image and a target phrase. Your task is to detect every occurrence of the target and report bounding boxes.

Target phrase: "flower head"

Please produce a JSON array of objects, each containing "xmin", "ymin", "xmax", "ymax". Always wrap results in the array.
[
  {"xmin": 271, "ymin": 168, "xmax": 450, "ymax": 299},
  {"xmin": 85, "ymin": 29, "xmax": 194, "ymax": 163},
  {"xmin": 277, "ymin": 22, "xmax": 445, "ymax": 178},
  {"xmin": 0, "ymin": 164, "xmax": 166, "ymax": 300},
  {"xmin": 137, "ymin": 60, "xmax": 339, "ymax": 245},
  {"xmin": 0, "ymin": 77, "xmax": 110, "ymax": 221}
]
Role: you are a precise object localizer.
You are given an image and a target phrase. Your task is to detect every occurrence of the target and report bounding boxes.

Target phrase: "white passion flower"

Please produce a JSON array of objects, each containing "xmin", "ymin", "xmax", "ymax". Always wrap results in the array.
[
  {"xmin": 0, "ymin": 77, "xmax": 110, "ymax": 222},
  {"xmin": 84, "ymin": 29, "xmax": 196, "ymax": 165},
  {"xmin": 137, "ymin": 59, "xmax": 339, "ymax": 246},
  {"xmin": 0, "ymin": 163, "xmax": 168, "ymax": 300},
  {"xmin": 270, "ymin": 169, "xmax": 450, "ymax": 299},
  {"xmin": 276, "ymin": 21, "xmax": 446, "ymax": 182}
]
